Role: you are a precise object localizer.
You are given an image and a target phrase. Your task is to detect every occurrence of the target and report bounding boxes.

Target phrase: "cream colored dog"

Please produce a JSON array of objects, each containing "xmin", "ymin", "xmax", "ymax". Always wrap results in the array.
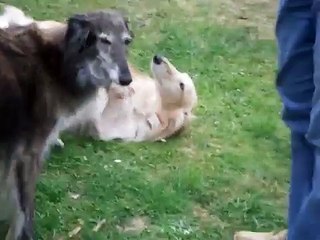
[
  {"xmin": 95, "ymin": 55, "xmax": 197, "ymax": 142},
  {"xmin": 0, "ymin": 5, "xmax": 198, "ymax": 143}
]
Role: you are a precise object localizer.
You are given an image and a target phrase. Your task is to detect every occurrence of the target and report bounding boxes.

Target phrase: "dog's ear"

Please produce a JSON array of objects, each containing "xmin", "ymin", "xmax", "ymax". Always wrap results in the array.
[
  {"xmin": 65, "ymin": 14, "xmax": 96, "ymax": 51},
  {"xmin": 124, "ymin": 15, "xmax": 134, "ymax": 39},
  {"xmin": 66, "ymin": 14, "xmax": 89, "ymax": 39},
  {"xmin": 107, "ymin": 7, "xmax": 134, "ymax": 39}
]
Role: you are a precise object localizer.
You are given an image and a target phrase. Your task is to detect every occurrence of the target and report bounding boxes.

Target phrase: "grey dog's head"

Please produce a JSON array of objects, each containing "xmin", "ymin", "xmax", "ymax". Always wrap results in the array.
[{"xmin": 61, "ymin": 10, "xmax": 133, "ymax": 95}]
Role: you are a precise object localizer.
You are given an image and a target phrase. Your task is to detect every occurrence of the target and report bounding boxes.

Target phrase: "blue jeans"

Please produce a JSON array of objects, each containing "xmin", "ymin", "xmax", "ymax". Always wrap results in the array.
[{"xmin": 276, "ymin": 0, "xmax": 320, "ymax": 239}]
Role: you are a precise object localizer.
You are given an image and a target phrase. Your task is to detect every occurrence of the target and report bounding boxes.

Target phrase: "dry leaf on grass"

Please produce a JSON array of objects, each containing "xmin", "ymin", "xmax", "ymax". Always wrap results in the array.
[
  {"xmin": 93, "ymin": 219, "xmax": 106, "ymax": 232},
  {"xmin": 68, "ymin": 226, "xmax": 82, "ymax": 238},
  {"xmin": 68, "ymin": 192, "xmax": 80, "ymax": 200},
  {"xmin": 68, "ymin": 219, "xmax": 84, "ymax": 238}
]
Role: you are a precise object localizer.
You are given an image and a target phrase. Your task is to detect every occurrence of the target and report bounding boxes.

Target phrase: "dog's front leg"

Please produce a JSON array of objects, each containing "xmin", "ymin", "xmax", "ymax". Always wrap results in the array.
[
  {"xmin": 7, "ymin": 154, "xmax": 39, "ymax": 240},
  {"xmin": 4, "ymin": 173, "xmax": 25, "ymax": 240},
  {"xmin": 5, "ymin": 205, "xmax": 27, "ymax": 240},
  {"xmin": 19, "ymin": 157, "xmax": 37, "ymax": 240}
]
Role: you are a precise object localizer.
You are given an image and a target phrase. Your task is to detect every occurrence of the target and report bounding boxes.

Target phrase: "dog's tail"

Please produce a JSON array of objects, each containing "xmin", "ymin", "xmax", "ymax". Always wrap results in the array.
[{"xmin": 0, "ymin": 4, "xmax": 34, "ymax": 29}]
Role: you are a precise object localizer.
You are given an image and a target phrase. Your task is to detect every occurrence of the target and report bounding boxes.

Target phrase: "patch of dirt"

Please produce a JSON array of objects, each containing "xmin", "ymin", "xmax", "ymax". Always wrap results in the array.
[
  {"xmin": 175, "ymin": 0, "xmax": 277, "ymax": 40},
  {"xmin": 192, "ymin": 205, "xmax": 229, "ymax": 228},
  {"xmin": 117, "ymin": 216, "xmax": 150, "ymax": 236},
  {"xmin": 179, "ymin": 145, "xmax": 197, "ymax": 157}
]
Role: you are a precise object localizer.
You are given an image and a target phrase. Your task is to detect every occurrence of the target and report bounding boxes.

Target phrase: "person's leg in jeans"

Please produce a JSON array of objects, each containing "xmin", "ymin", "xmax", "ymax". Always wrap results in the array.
[
  {"xmin": 288, "ymin": 2, "xmax": 320, "ymax": 239},
  {"xmin": 234, "ymin": 1, "xmax": 316, "ymax": 239},
  {"xmin": 276, "ymin": 1, "xmax": 316, "ymax": 236}
]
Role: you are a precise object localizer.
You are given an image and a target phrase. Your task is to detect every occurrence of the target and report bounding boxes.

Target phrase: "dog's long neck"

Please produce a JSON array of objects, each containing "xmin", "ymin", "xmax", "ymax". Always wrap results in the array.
[
  {"xmin": 37, "ymin": 22, "xmax": 67, "ymax": 48},
  {"xmin": 12, "ymin": 23, "xmax": 94, "ymax": 116},
  {"xmin": 7, "ymin": 23, "xmax": 65, "ymax": 73}
]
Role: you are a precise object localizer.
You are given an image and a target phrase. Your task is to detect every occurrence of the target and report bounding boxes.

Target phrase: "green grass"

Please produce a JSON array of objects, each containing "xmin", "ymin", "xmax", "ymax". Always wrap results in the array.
[{"xmin": 3, "ymin": 0, "xmax": 289, "ymax": 239}]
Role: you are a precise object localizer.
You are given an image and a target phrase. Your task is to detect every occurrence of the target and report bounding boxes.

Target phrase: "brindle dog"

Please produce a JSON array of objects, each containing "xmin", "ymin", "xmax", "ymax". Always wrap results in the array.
[{"xmin": 0, "ymin": 9, "xmax": 133, "ymax": 240}]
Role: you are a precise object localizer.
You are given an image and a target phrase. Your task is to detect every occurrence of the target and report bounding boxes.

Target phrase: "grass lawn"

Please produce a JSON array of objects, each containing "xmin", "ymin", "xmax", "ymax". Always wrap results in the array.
[{"xmin": 3, "ymin": 0, "xmax": 289, "ymax": 239}]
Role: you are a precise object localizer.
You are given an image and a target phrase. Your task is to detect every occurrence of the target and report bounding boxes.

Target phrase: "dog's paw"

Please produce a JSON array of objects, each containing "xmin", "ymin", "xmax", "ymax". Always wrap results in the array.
[
  {"xmin": 146, "ymin": 113, "xmax": 163, "ymax": 130},
  {"xmin": 128, "ymin": 86, "xmax": 135, "ymax": 96}
]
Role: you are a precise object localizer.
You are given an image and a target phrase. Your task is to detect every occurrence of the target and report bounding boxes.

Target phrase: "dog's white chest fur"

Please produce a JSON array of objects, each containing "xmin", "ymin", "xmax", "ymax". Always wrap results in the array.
[{"xmin": 45, "ymin": 88, "xmax": 108, "ymax": 152}]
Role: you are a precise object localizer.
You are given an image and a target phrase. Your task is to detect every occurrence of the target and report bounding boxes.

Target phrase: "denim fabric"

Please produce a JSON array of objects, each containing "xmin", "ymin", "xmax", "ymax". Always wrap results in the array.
[{"xmin": 276, "ymin": 0, "xmax": 320, "ymax": 239}]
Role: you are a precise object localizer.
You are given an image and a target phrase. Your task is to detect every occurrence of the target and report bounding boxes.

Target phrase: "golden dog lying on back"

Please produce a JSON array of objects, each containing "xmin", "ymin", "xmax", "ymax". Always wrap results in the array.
[
  {"xmin": 1, "ymin": 5, "xmax": 198, "ymax": 142},
  {"xmin": 95, "ymin": 55, "xmax": 198, "ymax": 142}
]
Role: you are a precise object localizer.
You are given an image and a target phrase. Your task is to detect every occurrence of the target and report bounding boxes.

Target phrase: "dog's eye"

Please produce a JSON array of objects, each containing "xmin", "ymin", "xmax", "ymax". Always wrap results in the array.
[
  {"xmin": 179, "ymin": 82, "xmax": 185, "ymax": 90},
  {"xmin": 101, "ymin": 38, "xmax": 111, "ymax": 45},
  {"xmin": 124, "ymin": 38, "xmax": 132, "ymax": 45}
]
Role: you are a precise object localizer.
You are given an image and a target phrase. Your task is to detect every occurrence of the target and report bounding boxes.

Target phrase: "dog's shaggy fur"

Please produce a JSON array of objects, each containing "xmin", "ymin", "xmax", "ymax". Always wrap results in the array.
[{"xmin": 0, "ymin": 6, "xmax": 133, "ymax": 239}]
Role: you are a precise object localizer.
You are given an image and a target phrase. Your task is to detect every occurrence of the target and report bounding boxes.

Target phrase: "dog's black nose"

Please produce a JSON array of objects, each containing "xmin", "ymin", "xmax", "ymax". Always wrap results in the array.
[
  {"xmin": 153, "ymin": 54, "xmax": 163, "ymax": 65},
  {"xmin": 119, "ymin": 74, "xmax": 132, "ymax": 86},
  {"xmin": 119, "ymin": 78, "xmax": 132, "ymax": 86}
]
